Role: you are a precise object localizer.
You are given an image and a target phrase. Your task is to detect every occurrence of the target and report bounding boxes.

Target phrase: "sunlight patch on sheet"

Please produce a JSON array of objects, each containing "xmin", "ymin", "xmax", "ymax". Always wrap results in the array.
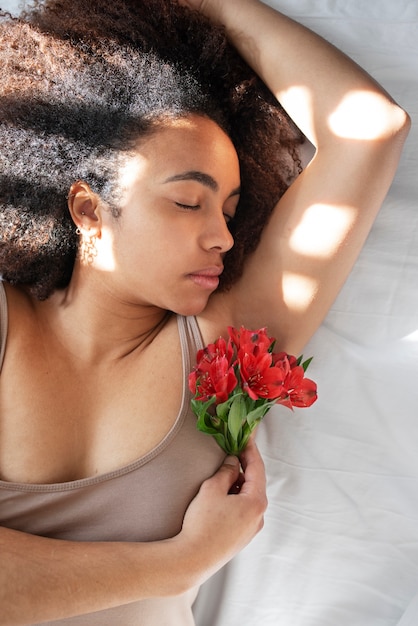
[
  {"xmin": 402, "ymin": 329, "xmax": 418, "ymax": 343},
  {"xmin": 289, "ymin": 203, "xmax": 355, "ymax": 258}
]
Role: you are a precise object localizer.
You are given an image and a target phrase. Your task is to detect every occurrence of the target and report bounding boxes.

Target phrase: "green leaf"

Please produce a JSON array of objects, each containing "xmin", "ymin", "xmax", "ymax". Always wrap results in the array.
[
  {"xmin": 237, "ymin": 425, "xmax": 253, "ymax": 453},
  {"xmin": 296, "ymin": 354, "xmax": 313, "ymax": 371},
  {"xmin": 196, "ymin": 425, "xmax": 229, "ymax": 454},
  {"xmin": 212, "ymin": 432, "xmax": 228, "ymax": 453},
  {"xmin": 247, "ymin": 399, "xmax": 278, "ymax": 427},
  {"xmin": 301, "ymin": 356, "xmax": 313, "ymax": 372},
  {"xmin": 227, "ymin": 394, "xmax": 246, "ymax": 441},
  {"xmin": 196, "ymin": 410, "xmax": 220, "ymax": 436},
  {"xmin": 215, "ymin": 396, "xmax": 235, "ymax": 421},
  {"xmin": 191, "ymin": 396, "xmax": 216, "ymax": 419}
]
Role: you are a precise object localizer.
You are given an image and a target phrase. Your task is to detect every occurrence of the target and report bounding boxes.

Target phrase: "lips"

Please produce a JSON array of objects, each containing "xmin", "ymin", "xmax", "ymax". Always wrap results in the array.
[{"xmin": 188, "ymin": 266, "xmax": 224, "ymax": 290}]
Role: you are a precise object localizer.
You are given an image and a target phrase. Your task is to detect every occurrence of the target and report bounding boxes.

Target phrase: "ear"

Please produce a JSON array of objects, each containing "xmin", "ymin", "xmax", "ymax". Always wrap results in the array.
[{"xmin": 67, "ymin": 181, "xmax": 102, "ymax": 236}]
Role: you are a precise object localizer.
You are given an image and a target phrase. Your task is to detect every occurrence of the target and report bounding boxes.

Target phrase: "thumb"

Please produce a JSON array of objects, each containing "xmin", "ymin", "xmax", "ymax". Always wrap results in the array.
[
  {"xmin": 224, "ymin": 455, "xmax": 239, "ymax": 466},
  {"xmin": 209, "ymin": 455, "xmax": 240, "ymax": 492}
]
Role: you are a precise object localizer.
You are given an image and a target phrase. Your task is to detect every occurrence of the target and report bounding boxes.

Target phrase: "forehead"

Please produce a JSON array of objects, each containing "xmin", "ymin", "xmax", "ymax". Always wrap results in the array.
[{"xmin": 119, "ymin": 115, "xmax": 240, "ymax": 190}]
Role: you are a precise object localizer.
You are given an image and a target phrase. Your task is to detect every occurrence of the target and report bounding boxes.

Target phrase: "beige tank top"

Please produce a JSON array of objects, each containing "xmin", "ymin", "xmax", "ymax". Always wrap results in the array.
[{"xmin": 0, "ymin": 282, "xmax": 225, "ymax": 625}]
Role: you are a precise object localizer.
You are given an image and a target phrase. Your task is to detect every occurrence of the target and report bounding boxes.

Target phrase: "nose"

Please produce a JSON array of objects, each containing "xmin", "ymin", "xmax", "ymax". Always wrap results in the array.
[{"xmin": 200, "ymin": 211, "xmax": 234, "ymax": 254}]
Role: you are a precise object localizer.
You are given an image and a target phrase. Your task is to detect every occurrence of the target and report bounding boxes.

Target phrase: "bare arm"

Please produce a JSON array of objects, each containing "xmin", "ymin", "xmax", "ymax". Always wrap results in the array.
[
  {"xmin": 0, "ymin": 441, "xmax": 266, "ymax": 625},
  {"xmin": 195, "ymin": 0, "xmax": 410, "ymax": 352}
]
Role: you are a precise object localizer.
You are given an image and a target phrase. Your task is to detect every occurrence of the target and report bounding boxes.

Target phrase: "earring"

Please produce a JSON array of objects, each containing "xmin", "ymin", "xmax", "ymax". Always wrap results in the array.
[
  {"xmin": 76, "ymin": 214, "xmax": 87, "ymax": 235},
  {"xmin": 78, "ymin": 234, "xmax": 98, "ymax": 266}
]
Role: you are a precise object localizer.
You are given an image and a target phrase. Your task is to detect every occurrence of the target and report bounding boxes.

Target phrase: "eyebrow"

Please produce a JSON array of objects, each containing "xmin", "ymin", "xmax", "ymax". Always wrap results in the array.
[{"xmin": 163, "ymin": 170, "xmax": 240, "ymax": 197}]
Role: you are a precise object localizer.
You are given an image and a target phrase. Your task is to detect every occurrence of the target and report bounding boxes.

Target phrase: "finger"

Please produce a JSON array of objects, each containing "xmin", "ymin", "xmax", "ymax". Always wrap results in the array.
[
  {"xmin": 238, "ymin": 440, "xmax": 267, "ymax": 496},
  {"xmin": 228, "ymin": 472, "xmax": 245, "ymax": 495},
  {"xmin": 205, "ymin": 455, "xmax": 241, "ymax": 494},
  {"xmin": 239, "ymin": 436, "xmax": 258, "ymax": 472}
]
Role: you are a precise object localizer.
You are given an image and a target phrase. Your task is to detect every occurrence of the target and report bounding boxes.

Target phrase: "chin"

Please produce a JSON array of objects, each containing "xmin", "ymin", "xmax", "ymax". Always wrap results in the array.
[{"xmin": 171, "ymin": 297, "xmax": 209, "ymax": 318}]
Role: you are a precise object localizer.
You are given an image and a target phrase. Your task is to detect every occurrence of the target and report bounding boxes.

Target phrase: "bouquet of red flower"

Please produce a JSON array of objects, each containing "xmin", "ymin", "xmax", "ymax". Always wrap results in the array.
[{"xmin": 189, "ymin": 326, "xmax": 317, "ymax": 455}]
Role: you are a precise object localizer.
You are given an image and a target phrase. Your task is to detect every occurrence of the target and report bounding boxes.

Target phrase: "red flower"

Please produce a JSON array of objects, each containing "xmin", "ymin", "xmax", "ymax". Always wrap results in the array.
[
  {"xmin": 238, "ymin": 350, "xmax": 286, "ymax": 401},
  {"xmin": 190, "ymin": 325, "xmax": 318, "ymax": 455},
  {"xmin": 272, "ymin": 352, "xmax": 317, "ymax": 409},
  {"xmin": 228, "ymin": 326, "xmax": 286, "ymax": 401},
  {"xmin": 188, "ymin": 336, "xmax": 237, "ymax": 404},
  {"xmin": 228, "ymin": 326, "xmax": 274, "ymax": 357}
]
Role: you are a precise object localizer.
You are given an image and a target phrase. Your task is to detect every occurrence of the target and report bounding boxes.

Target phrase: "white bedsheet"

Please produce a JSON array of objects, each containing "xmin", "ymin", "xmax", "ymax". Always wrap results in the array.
[
  {"xmin": 193, "ymin": 2, "xmax": 418, "ymax": 625},
  {"xmin": 2, "ymin": 0, "xmax": 417, "ymax": 624}
]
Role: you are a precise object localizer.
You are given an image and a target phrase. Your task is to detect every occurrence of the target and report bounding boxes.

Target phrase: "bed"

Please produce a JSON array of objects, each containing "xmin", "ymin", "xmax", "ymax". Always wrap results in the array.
[
  {"xmin": 2, "ymin": 0, "xmax": 417, "ymax": 624},
  {"xmin": 193, "ymin": 2, "xmax": 418, "ymax": 625}
]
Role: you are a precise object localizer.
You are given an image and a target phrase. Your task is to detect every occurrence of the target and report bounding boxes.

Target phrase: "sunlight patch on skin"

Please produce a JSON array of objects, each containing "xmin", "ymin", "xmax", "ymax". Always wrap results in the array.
[
  {"xmin": 277, "ymin": 85, "xmax": 315, "ymax": 144},
  {"xmin": 118, "ymin": 151, "xmax": 149, "ymax": 194},
  {"xmin": 289, "ymin": 203, "xmax": 356, "ymax": 258},
  {"xmin": 328, "ymin": 90, "xmax": 404, "ymax": 140},
  {"xmin": 282, "ymin": 271, "xmax": 318, "ymax": 311},
  {"xmin": 94, "ymin": 228, "xmax": 117, "ymax": 272},
  {"xmin": 94, "ymin": 151, "xmax": 152, "ymax": 272}
]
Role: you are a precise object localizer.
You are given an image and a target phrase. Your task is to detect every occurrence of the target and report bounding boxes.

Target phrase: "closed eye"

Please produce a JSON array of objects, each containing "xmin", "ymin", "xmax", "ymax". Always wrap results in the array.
[
  {"xmin": 175, "ymin": 202, "xmax": 235, "ymax": 223},
  {"xmin": 175, "ymin": 202, "xmax": 200, "ymax": 210}
]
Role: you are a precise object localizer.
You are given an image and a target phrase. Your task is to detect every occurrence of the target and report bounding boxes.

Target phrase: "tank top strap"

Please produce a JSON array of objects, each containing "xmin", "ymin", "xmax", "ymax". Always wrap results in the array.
[
  {"xmin": 0, "ymin": 282, "xmax": 8, "ymax": 372},
  {"xmin": 177, "ymin": 315, "xmax": 204, "ymax": 381}
]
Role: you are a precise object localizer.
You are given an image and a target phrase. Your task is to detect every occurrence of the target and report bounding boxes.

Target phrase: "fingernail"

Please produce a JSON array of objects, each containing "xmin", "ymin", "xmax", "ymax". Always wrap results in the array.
[{"xmin": 224, "ymin": 455, "xmax": 239, "ymax": 466}]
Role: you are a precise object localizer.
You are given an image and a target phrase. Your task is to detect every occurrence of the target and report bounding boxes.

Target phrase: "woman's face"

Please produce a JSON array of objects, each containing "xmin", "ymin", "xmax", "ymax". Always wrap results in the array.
[{"xmin": 100, "ymin": 114, "xmax": 241, "ymax": 316}]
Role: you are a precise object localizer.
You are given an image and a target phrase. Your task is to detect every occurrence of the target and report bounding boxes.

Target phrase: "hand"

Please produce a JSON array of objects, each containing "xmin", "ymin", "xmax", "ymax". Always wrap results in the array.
[{"xmin": 177, "ymin": 438, "xmax": 267, "ymax": 583}]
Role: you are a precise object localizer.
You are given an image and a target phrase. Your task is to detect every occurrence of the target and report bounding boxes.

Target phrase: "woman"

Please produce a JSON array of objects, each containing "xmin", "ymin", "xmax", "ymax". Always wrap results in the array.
[{"xmin": 0, "ymin": 0, "xmax": 409, "ymax": 624}]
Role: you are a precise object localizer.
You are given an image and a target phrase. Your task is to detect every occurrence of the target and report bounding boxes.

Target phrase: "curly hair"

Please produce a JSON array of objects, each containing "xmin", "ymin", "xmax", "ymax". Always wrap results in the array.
[{"xmin": 0, "ymin": 0, "xmax": 303, "ymax": 300}]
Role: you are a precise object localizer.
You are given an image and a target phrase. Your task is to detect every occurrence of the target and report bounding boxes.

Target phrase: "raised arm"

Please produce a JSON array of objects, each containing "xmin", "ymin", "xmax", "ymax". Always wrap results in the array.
[
  {"xmin": 196, "ymin": 0, "xmax": 410, "ymax": 352},
  {"xmin": 0, "ymin": 442, "xmax": 266, "ymax": 625}
]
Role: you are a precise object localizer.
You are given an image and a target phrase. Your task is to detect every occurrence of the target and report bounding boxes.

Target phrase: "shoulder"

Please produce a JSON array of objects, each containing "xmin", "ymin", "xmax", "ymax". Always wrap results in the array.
[
  {"xmin": 1, "ymin": 283, "xmax": 39, "ymax": 345},
  {"xmin": 0, "ymin": 283, "xmax": 36, "ymax": 373},
  {"xmin": 2, "ymin": 283, "xmax": 35, "ymax": 315},
  {"xmin": 0, "ymin": 282, "xmax": 7, "ymax": 369}
]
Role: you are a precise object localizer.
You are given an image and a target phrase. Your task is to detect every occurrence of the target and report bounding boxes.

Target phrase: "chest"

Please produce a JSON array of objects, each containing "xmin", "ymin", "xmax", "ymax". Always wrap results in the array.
[{"xmin": 0, "ymin": 320, "xmax": 185, "ymax": 484}]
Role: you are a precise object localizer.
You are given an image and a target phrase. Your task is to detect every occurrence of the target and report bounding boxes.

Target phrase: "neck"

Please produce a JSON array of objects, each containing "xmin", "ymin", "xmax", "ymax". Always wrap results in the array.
[{"xmin": 38, "ymin": 268, "xmax": 172, "ymax": 363}]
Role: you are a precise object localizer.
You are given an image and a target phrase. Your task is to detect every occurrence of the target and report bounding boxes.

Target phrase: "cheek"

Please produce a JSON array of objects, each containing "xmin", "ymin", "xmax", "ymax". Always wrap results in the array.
[
  {"xmin": 117, "ymin": 226, "xmax": 178, "ymax": 279},
  {"xmin": 112, "ymin": 205, "xmax": 194, "ymax": 276}
]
